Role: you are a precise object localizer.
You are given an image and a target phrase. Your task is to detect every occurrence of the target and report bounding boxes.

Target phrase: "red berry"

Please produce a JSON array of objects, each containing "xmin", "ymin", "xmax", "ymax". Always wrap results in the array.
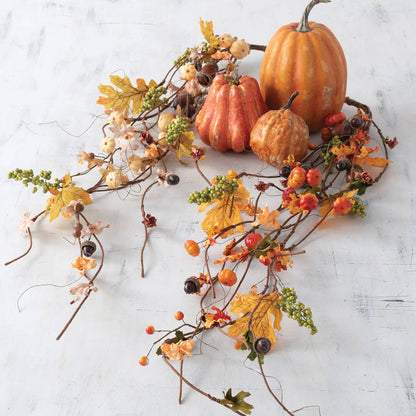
[
  {"xmin": 145, "ymin": 325, "xmax": 155, "ymax": 335},
  {"xmin": 306, "ymin": 168, "xmax": 322, "ymax": 187},
  {"xmin": 139, "ymin": 356, "xmax": 149, "ymax": 366},
  {"xmin": 174, "ymin": 311, "xmax": 184, "ymax": 321},
  {"xmin": 245, "ymin": 233, "xmax": 262, "ymax": 249},
  {"xmin": 259, "ymin": 255, "xmax": 272, "ymax": 266},
  {"xmin": 325, "ymin": 112, "xmax": 346, "ymax": 127}
]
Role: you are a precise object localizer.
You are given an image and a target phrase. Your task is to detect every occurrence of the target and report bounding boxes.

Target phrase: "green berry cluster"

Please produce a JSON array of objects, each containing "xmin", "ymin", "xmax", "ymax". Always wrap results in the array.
[
  {"xmin": 8, "ymin": 169, "xmax": 61, "ymax": 193},
  {"xmin": 140, "ymin": 86, "xmax": 167, "ymax": 111},
  {"xmin": 165, "ymin": 117, "xmax": 191, "ymax": 145},
  {"xmin": 188, "ymin": 176, "xmax": 239, "ymax": 204},
  {"xmin": 276, "ymin": 287, "xmax": 317, "ymax": 335},
  {"xmin": 350, "ymin": 197, "xmax": 367, "ymax": 218},
  {"xmin": 174, "ymin": 48, "xmax": 191, "ymax": 67},
  {"xmin": 321, "ymin": 137, "xmax": 343, "ymax": 166}
]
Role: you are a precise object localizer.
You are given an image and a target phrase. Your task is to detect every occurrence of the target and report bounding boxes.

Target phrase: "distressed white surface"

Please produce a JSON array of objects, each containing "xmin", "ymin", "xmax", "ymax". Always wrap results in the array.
[{"xmin": 1, "ymin": 1, "xmax": 415, "ymax": 415}]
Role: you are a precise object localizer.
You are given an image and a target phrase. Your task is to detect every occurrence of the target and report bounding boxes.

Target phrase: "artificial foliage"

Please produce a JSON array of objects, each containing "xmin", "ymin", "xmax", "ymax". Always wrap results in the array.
[{"xmin": 5, "ymin": 6, "xmax": 398, "ymax": 416}]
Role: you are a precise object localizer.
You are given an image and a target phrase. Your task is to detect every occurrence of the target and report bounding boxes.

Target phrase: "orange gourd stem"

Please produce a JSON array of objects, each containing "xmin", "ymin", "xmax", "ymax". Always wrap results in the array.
[
  {"xmin": 281, "ymin": 91, "xmax": 299, "ymax": 110},
  {"xmin": 297, "ymin": 0, "xmax": 331, "ymax": 33}
]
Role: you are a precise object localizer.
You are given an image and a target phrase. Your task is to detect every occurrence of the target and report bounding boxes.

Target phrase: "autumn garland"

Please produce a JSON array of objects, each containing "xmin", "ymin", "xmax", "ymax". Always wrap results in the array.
[{"xmin": 5, "ymin": 19, "xmax": 397, "ymax": 415}]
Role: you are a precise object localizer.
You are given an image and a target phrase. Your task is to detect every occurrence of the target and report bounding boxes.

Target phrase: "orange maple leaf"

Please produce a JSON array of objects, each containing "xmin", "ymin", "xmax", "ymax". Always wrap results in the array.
[
  {"xmin": 252, "ymin": 205, "xmax": 280, "ymax": 229},
  {"xmin": 227, "ymin": 289, "xmax": 282, "ymax": 345}
]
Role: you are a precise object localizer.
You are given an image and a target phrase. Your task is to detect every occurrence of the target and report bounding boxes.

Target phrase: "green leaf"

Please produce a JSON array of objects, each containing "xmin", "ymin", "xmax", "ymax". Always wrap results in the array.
[{"xmin": 220, "ymin": 388, "xmax": 254, "ymax": 414}]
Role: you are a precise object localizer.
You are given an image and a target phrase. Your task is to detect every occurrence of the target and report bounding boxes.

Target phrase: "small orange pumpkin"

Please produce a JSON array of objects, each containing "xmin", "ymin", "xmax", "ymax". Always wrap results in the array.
[
  {"xmin": 260, "ymin": 0, "xmax": 347, "ymax": 132},
  {"xmin": 195, "ymin": 74, "xmax": 269, "ymax": 152},
  {"xmin": 250, "ymin": 91, "xmax": 309, "ymax": 167},
  {"xmin": 218, "ymin": 269, "xmax": 237, "ymax": 286},
  {"xmin": 287, "ymin": 167, "xmax": 307, "ymax": 189}
]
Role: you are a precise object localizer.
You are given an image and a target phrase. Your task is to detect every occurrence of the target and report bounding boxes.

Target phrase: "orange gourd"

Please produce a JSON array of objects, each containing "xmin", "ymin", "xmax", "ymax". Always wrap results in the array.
[
  {"xmin": 250, "ymin": 91, "xmax": 309, "ymax": 167},
  {"xmin": 195, "ymin": 74, "xmax": 269, "ymax": 152},
  {"xmin": 260, "ymin": 0, "xmax": 347, "ymax": 132}
]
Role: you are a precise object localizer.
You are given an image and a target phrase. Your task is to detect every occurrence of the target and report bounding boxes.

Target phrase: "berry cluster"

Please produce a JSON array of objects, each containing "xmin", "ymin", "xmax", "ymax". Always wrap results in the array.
[
  {"xmin": 350, "ymin": 197, "xmax": 367, "ymax": 218},
  {"xmin": 276, "ymin": 287, "xmax": 317, "ymax": 335},
  {"xmin": 188, "ymin": 176, "xmax": 239, "ymax": 204},
  {"xmin": 140, "ymin": 86, "xmax": 167, "ymax": 111},
  {"xmin": 8, "ymin": 169, "xmax": 61, "ymax": 193},
  {"xmin": 320, "ymin": 137, "xmax": 343, "ymax": 166},
  {"xmin": 165, "ymin": 116, "xmax": 191, "ymax": 145}
]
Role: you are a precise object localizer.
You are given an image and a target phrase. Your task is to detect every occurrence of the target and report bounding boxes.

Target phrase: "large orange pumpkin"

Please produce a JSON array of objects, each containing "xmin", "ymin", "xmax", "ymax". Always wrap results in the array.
[
  {"xmin": 195, "ymin": 74, "xmax": 269, "ymax": 152},
  {"xmin": 260, "ymin": 0, "xmax": 347, "ymax": 132}
]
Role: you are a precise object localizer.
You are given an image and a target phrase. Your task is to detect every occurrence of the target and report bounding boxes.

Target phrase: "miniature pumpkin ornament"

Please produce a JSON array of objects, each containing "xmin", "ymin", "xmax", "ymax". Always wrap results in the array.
[
  {"xmin": 250, "ymin": 91, "xmax": 310, "ymax": 167},
  {"xmin": 260, "ymin": 0, "xmax": 347, "ymax": 132},
  {"xmin": 195, "ymin": 73, "xmax": 269, "ymax": 152}
]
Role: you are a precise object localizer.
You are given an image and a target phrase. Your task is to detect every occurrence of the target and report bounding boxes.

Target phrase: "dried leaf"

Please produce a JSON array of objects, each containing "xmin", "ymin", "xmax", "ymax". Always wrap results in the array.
[
  {"xmin": 199, "ymin": 18, "xmax": 219, "ymax": 50},
  {"xmin": 46, "ymin": 174, "xmax": 92, "ymax": 222},
  {"xmin": 97, "ymin": 76, "xmax": 155, "ymax": 114},
  {"xmin": 227, "ymin": 291, "xmax": 282, "ymax": 345},
  {"xmin": 176, "ymin": 131, "xmax": 195, "ymax": 164},
  {"xmin": 220, "ymin": 388, "xmax": 254, "ymax": 415},
  {"xmin": 251, "ymin": 204, "xmax": 280, "ymax": 229}
]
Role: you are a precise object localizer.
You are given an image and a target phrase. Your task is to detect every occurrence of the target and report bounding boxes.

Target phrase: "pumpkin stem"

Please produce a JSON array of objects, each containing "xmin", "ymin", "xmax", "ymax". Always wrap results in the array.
[
  {"xmin": 281, "ymin": 91, "xmax": 299, "ymax": 110},
  {"xmin": 225, "ymin": 72, "xmax": 241, "ymax": 86},
  {"xmin": 296, "ymin": 0, "xmax": 331, "ymax": 33}
]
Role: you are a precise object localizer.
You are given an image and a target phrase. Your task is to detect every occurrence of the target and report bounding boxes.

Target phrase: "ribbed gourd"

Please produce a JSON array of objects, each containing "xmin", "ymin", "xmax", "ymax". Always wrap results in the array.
[{"xmin": 195, "ymin": 74, "xmax": 269, "ymax": 152}]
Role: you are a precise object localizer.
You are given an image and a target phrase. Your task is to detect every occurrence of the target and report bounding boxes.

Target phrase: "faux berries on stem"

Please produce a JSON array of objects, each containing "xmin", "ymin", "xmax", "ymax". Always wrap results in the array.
[
  {"xmin": 188, "ymin": 176, "xmax": 239, "ymax": 204},
  {"xmin": 276, "ymin": 287, "xmax": 317, "ymax": 335}
]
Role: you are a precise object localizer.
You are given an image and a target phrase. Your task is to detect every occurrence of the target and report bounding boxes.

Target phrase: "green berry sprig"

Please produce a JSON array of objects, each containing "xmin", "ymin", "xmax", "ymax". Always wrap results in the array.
[
  {"xmin": 8, "ymin": 169, "xmax": 61, "ymax": 194},
  {"xmin": 188, "ymin": 175, "xmax": 239, "ymax": 204},
  {"xmin": 321, "ymin": 137, "xmax": 343, "ymax": 166},
  {"xmin": 276, "ymin": 287, "xmax": 317, "ymax": 335},
  {"xmin": 165, "ymin": 117, "xmax": 191, "ymax": 145},
  {"xmin": 350, "ymin": 197, "xmax": 367, "ymax": 218},
  {"xmin": 174, "ymin": 48, "xmax": 192, "ymax": 67},
  {"xmin": 141, "ymin": 86, "xmax": 168, "ymax": 111}
]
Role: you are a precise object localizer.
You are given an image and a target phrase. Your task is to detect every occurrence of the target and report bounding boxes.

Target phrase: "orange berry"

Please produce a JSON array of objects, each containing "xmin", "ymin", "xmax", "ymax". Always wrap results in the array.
[
  {"xmin": 245, "ymin": 233, "xmax": 262, "ymax": 249},
  {"xmin": 266, "ymin": 249, "xmax": 276, "ymax": 258},
  {"xmin": 184, "ymin": 240, "xmax": 200, "ymax": 257},
  {"xmin": 259, "ymin": 255, "xmax": 272, "ymax": 266},
  {"xmin": 174, "ymin": 311, "xmax": 184, "ymax": 321},
  {"xmin": 218, "ymin": 269, "xmax": 237, "ymax": 286},
  {"xmin": 139, "ymin": 356, "xmax": 149, "ymax": 366},
  {"xmin": 145, "ymin": 325, "xmax": 155, "ymax": 335}
]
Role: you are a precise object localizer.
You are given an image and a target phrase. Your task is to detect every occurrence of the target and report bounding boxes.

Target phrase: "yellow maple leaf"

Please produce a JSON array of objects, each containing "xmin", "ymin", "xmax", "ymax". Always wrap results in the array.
[
  {"xmin": 97, "ymin": 76, "xmax": 156, "ymax": 114},
  {"xmin": 227, "ymin": 291, "xmax": 282, "ymax": 345},
  {"xmin": 200, "ymin": 195, "xmax": 244, "ymax": 238},
  {"xmin": 46, "ymin": 174, "xmax": 92, "ymax": 222},
  {"xmin": 176, "ymin": 131, "xmax": 195, "ymax": 164},
  {"xmin": 199, "ymin": 18, "xmax": 219, "ymax": 50},
  {"xmin": 251, "ymin": 204, "xmax": 280, "ymax": 229},
  {"xmin": 199, "ymin": 171, "xmax": 250, "ymax": 238}
]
